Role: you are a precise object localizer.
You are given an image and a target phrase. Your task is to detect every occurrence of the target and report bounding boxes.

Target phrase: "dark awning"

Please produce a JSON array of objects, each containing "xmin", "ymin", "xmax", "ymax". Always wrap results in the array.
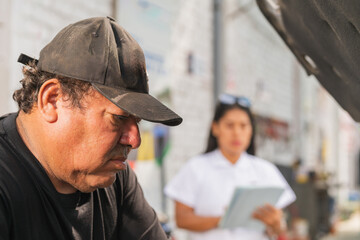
[{"xmin": 257, "ymin": 0, "xmax": 360, "ymax": 121}]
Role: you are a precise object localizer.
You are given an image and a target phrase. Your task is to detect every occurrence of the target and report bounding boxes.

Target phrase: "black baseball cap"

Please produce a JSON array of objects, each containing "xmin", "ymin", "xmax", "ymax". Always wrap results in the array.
[{"xmin": 18, "ymin": 17, "xmax": 182, "ymax": 126}]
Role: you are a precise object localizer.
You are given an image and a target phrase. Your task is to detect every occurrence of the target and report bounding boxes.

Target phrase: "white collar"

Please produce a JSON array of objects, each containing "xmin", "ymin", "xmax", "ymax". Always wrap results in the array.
[{"xmin": 210, "ymin": 149, "xmax": 250, "ymax": 168}]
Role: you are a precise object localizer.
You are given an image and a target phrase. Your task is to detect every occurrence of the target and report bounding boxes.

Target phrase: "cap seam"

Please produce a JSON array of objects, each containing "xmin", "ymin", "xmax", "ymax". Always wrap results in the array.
[
  {"xmin": 49, "ymin": 23, "xmax": 74, "ymax": 73},
  {"xmin": 103, "ymin": 18, "xmax": 111, "ymax": 85}
]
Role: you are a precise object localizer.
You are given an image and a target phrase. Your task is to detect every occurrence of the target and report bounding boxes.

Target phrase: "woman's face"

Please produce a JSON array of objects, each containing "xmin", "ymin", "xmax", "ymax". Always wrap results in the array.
[{"xmin": 212, "ymin": 108, "xmax": 253, "ymax": 157}]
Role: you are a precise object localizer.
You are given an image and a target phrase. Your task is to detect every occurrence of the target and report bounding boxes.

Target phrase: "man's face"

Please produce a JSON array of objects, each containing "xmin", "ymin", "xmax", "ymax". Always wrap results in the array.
[{"xmin": 47, "ymin": 89, "xmax": 141, "ymax": 193}]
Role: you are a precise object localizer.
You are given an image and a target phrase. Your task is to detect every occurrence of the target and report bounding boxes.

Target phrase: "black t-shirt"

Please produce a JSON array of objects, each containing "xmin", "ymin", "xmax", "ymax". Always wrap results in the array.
[{"xmin": 0, "ymin": 113, "xmax": 167, "ymax": 240}]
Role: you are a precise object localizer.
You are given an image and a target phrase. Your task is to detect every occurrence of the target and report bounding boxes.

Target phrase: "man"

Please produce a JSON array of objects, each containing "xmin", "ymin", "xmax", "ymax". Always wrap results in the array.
[{"xmin": 0, "ymin": 17, "xmax": 182, "ymax": 240}]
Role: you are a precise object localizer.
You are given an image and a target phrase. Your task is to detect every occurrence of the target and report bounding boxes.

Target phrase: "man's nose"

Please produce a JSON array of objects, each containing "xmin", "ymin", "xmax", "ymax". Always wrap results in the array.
[{"xmin": 119, "ymin": 118, "xmax": 141, "ymax": 149}]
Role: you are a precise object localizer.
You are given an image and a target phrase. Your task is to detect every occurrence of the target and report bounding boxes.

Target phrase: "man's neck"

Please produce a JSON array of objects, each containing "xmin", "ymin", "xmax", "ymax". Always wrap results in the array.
[
  {"xmin": 16, "ymin": 111, "xmax": 77, "ymax": 194},
  {"xmin": 16, "ymin": 111, "xmax": 43, "ymax": 161}
]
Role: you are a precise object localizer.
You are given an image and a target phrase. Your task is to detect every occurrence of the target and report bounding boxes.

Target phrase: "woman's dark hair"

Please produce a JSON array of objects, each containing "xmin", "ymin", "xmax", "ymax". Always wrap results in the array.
[
  {"xmin": 13, "ymin": 62, "xmax": 93, "ymax": 113},
  {"xmin": 204, "ymin": 102, "xmax": 256, "ymax": 155}
]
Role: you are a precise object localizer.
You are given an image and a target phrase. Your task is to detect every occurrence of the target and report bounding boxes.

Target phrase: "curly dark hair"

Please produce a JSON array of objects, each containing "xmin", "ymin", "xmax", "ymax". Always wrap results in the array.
[{"xmin": 13, "ymin": 62, "xmax": 93, "ymax": 113}]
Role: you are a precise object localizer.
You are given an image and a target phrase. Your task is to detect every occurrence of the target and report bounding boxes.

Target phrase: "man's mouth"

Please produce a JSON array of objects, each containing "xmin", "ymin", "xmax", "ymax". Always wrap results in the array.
[
  {"xmin": 111, "ymin": 146, "xmax": 130, "ymax": 159},
  {"xmin": 106, "ymin": 146, "xmax": 130, "ymax": 170},
  {"xmin": 107, "ymin": 157, "xmax": 127, "ymax": 170}
]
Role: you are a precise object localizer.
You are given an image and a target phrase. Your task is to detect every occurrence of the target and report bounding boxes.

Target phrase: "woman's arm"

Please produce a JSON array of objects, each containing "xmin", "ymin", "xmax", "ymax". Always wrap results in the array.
[{"xmin": 175, "ymin": 201, "xmax": 221, "ymax": 232}]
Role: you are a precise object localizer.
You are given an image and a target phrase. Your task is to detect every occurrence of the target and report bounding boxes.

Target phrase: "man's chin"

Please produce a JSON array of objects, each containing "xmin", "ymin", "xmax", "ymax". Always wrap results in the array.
[{"xmin": 77, "ymin": 175, "xmax": 117, "ymax": 192}]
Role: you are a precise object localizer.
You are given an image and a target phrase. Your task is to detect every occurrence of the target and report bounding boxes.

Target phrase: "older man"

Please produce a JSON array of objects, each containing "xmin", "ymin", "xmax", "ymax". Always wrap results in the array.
[{"xmin": 0, "ymin": 17, "xmax": 182, "ymax": 240}]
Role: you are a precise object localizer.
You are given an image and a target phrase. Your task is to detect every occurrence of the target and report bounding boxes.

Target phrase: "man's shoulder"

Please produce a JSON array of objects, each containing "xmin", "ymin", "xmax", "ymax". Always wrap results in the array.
[
  {"xmin": 0, "ymin": 143, "xmax": 33, "ymax": 219},
  {"xmin": 0, "ymin": 113, "xmax": 12, "ymax": 135},
  {"xmin": 0, "ymin": 113, "xmax": 29, "ymax": 197},
  {"xmin": 0, "ymin": 114, "xmax": 18, "ymax": 168},
  {"xmin": 0, "ymin": 141, "xmax": 26, "ymax": 188},
  {"xmin": 0, "ymin": 113, "xmax": 25, "ymax": 169},
  {"xmin": 0, "ymin": 137, "xmax": 17, "ymax": 172}
]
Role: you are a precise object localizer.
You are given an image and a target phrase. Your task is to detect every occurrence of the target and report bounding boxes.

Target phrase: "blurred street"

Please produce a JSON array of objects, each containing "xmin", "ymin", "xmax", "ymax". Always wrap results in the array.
[
  {"xmin": 322, "ymin": 234, "xmax": 360, "ymax": 240},
  {"xmin": 321, "ymin": 211, "xmax": 360, "ymax": 240}
]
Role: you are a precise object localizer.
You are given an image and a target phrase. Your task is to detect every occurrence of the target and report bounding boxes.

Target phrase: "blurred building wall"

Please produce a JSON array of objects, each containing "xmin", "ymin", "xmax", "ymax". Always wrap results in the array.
[
  {"xmin": 1, "ymin": 0, "xmax": 112, "ymax": 116},
  {"xmin": 300, "ymin": 73, "xmax": 360, "ymax": 207},
  {"xmin": 161, "ymin": 0, "xmax": 215, "ymax": 238},
  {"xmin": 117, "ymin": 0, "xmax": 181, "ymax": 96},
  {"xmin": 225, "ymin": 0, "xmax": 294, "ymax": 121},
  {"xmin": 164, "ymin": 0, "xmax": 214, "ymax": 188},
  {"xmin": 224, "ymin": 0, "xmax": 299, "ymax": 165},
  {"xmin": 0, "ymin": 0, "xmax": 11, "ymax": 115}
]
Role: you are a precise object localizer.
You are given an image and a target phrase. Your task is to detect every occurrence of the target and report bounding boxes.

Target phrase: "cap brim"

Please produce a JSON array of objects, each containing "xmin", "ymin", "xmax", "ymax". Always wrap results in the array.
[{"xmin": 92, "ymin": 83, "xmax": 182, "ymax": 126}]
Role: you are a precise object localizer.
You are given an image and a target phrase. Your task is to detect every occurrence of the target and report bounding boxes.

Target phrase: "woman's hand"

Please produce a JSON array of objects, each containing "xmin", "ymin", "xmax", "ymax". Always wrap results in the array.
[
  {"xmin": 252, "ymin": 204, "xmax": 286, "ymax": 237},
  {"xmin": 175, "ymin": 201, "xmax": 222, "ymax": 232}
]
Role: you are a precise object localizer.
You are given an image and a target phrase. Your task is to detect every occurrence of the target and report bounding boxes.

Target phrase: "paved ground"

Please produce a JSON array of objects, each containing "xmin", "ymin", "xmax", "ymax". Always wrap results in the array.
[
  {"xmin": 320, "ymin": 211, "xmax": 360, "ymax": 240},
  {"xmin": 321, "ymin": 232, "xmax": 360, "ymax": 240}
]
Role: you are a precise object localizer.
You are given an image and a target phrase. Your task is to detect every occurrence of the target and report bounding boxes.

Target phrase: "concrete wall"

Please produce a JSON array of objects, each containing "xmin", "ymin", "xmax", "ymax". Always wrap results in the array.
[
  {"xmin": 165, "ymin": 0, "xmax": 214, "ymax": 182},
  {"xmin": 224, "ymin": 0, "xmax": 302, "ymax": 165},
  {"xmin": 3, "ymin": 0, "xmax": 112, "ymax": 115},
  {"xmin": 163, "ymin": 0, "xmax": 214, "ymax": 238},
  {"xmin": 224, "ymin": 0, "xmax": 296, "ymax": 122},
  {"xmin": 0, "ymin": 0, "xmax": 11, "ymax": 116}
]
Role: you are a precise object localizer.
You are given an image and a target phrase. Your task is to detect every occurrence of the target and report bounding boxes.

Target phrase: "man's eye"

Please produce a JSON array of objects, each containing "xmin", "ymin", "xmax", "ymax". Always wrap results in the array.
[{"xmin": 114, "ymin": 115, "xmax": 129, "ymax": 120}]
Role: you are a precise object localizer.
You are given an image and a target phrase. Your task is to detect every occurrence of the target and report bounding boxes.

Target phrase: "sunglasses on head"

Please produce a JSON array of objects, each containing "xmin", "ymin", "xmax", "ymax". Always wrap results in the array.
[{"xmin": 218, "ymin": 94, "xmax": 251, "ymax": 108}]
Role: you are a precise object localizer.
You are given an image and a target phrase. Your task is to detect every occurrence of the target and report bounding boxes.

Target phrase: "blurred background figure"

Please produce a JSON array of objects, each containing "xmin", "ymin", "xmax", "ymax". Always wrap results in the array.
[{"xmin": 164, "ymin": 94, "xmax": 296, "ymax": 240}]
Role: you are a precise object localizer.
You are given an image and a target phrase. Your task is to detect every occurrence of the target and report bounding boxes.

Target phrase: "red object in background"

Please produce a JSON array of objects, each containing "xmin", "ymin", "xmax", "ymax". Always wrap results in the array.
[
  {"xmin": 128, "ymin": 160, "xmax": 136, "ymax": 169},
  {"xmin": 278, "ymin": 235, "xmax": 287, "ymax": 240}
]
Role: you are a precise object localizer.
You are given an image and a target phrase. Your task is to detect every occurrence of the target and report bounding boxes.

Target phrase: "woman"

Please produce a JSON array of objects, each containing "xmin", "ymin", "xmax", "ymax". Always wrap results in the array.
[{"xmin": 164, "ymin": 94, "xmax": 296, "ymax": 240}]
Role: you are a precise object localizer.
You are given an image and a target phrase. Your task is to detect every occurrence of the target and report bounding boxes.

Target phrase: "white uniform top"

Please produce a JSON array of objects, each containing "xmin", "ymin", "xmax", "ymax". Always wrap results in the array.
[{"xmin": 164, "ymin": 150, "xmax": 296, "ymax": 240}]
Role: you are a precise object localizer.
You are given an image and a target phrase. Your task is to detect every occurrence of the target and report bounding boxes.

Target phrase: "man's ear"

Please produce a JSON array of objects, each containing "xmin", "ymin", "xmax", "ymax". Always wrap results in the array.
[{"xmin": 37, "ymin": 79, "xmax": 61, "ymax": 123}]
